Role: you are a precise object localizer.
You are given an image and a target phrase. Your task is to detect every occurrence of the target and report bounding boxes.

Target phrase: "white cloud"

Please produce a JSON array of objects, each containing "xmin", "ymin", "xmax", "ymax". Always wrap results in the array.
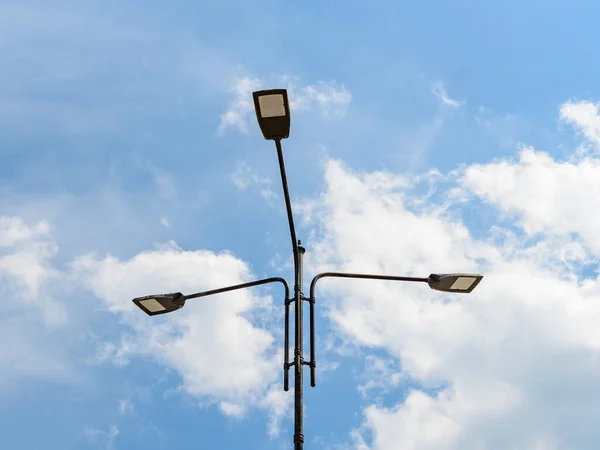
[
  {"xmin": 259, "ymin": 187, "xmax": 278, "ymax": 204},
  {"xmin": 71, "ymin": 241, "xmax": 283, "ymax": 418},
  {"xmin": 218, "ymin": 77, "xmax": 263, "ymax": 135},
  {"xmin": 218, "ymin": 75, "xmax": 351, "ymax": 134},
  {"xmin": 118, "ymin": 398, "xmax": 134, "ymax": 416},
  {"xmin": 0, "ymin": 215, "xmax": 75, "ymax": 387},
  {"xmin": 0, "ymin": 216, "xmax": 50, "ymax": 247},
  {"xmin": 282, "ymin": 75, "xmax": 352, "ymax": 117},
  {"xmin": 220, "ymin": 401, "xmax": 245, "ymax": 418},
  {"xmin": 259, "ymin": 383, "xmax": 293, "ymax": 438},
  {"xmin": 0, "ymin": 214, "xmax": 289, "ymax": 432},
  {"xmin": 357, "ymin": 356, "xmax": 403, "ymax": 398},
  {"xmin": 299, "ymin": 145, "xmax": 600, "ymax": 448},
  {"xmin": 356, "ymin": 382, "xmax": 523, "ymax": 450},
  {"xmin": 457, "ymin": 146, "xmax": 600, "ymax": 253},
  {"xmin": 231, "ymin": 161, "xmax": 272, "ymax": 190},
  {"xmin": 431, "ymin": 82, "xmax": 465, "ymax": 108},
  {"xmin": 560, "ymin": 100, "xmax": 600, "ymax": 147},
  {"xmin": 0, "ymin": 216, "xmax": 64, "ymax": 323}
]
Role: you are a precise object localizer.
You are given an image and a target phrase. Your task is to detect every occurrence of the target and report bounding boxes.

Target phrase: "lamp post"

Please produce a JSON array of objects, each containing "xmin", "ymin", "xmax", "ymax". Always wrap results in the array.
[{"xmin": 131, "ymin": 88, "xmax": 484, "ymax": 449}]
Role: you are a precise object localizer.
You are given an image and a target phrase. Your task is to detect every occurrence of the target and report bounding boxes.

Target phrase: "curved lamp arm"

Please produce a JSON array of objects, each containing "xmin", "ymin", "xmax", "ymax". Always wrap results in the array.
[
  {"xmin": 184, "ymin": 276, "xmax": 290, "ymax": 301},
  {"xmin": 184, "ymin": 277, "xmax": 292, "ymax": 390},
  {"xmin": 306, "ymin": 272, "xmax": 428, "ymax": 387}
]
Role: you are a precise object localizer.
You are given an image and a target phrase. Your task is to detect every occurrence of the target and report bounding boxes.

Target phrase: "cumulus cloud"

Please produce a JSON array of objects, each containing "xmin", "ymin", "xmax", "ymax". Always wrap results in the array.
[
  {"xmin": 8, "ymin": 70, "xmax": 600, "ymax": 447},
  {"xmin": 71, "ymin": 241, "xmax": 284, "ymax": 416},
  {"xmin": 218, "ymin": 75, "xmax": 351, "ymax": 134},
  {"xmin": 458, "ymin": 146, "xmax": 600, "ymax": 253},
  {"xmin": 0, "ymin": 214, "xmax": 289, "ymax": 432},
  {"xmin": 299, "ymin": 147, "xmax": 600, "ymax": 449}
]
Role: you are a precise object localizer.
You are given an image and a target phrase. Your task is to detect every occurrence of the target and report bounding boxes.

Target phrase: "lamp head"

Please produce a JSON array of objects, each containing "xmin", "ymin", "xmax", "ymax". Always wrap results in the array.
[
  {"xmin": 133, "ymin": 292, "xmax": 185, "ymax": 316},
  {"xmin": 427, "ymin": 273, "xmax": 483, "ymax": 293},
  {"xmin": 252, "ymin": 89, "xmax": 291, "ymax": 140}
]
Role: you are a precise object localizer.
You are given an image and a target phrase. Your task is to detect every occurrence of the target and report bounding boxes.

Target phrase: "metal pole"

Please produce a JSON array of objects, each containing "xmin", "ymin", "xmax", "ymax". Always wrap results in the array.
[
  {"xmin": 272, "ymin": 137, "xmax": 305, "ymax": 449},
  {"xmin": 275, "ymin": 138, "xmax": 299, "ymax": 275},
  {"xmin": 294, "ymin": 243, "xmax": 305, "ymax": 449}
]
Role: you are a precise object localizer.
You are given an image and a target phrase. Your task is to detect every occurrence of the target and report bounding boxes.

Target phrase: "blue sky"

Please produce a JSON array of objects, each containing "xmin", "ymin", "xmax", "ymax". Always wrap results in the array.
[{"xmin": 4, "ymin": 1, "xmax": 600, "ymax": 449}]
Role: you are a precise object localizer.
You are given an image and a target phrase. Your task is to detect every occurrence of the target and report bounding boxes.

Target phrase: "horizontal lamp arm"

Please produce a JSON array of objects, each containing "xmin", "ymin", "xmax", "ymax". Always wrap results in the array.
[{"xmin": 308, "ymin": 272, "xmax": 428, "ymax": 300}]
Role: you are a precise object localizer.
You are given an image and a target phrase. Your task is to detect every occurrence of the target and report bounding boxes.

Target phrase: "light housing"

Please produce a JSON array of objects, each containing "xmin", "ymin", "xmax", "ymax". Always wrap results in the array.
[
  {"xmin": 253, "ymin": 89, "xmax": 290, "ymax": 140},
  {"xmin": 132, "ymin": 292, "xmax": 185, "ymax": 316},
  {"xmin": 427, "ymin": 273, "xmax": 483, "ymax": 293}
]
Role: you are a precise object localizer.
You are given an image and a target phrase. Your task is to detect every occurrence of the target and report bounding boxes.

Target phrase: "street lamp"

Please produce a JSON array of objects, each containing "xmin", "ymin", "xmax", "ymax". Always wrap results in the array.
[
  {"xmin": 427, "ymin": 273, "xmax": 483, "ymax": 293},
  {"xmin": 253, "ymin": 89, "xmax": 290, "ymax": 140},
  {"xmin": 132, "ymin": 293, "xmax": 185, "ymax": 316},
  {"xmin": 131, "ymin": 88, "xmax": 484, "ymax": 450}
]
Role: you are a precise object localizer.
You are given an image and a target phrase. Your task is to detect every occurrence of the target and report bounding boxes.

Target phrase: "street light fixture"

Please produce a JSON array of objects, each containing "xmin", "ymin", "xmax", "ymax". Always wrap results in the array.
[
  {"xmin": 132, "ymin": 293, "xmax": 185, "ymax": 316},
  {"xmin": 427, "ymin": 273, "xmax": 483, "ymax": 293},
  {"xmin": 253, "ymin": 89, "xmax": 291, "ymax": 140},
  {"xmin": 131, "ymin": 88, "xmax": 484, "ymax": 450}
]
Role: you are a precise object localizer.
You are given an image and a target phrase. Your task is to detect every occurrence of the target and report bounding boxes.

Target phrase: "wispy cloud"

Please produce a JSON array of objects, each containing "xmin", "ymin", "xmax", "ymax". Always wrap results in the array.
[
  {"xmin": 282, "ymin": 75, "xmax": 352, "ymax": 117},
  {"xmin": 259, "ymin": 384, "xmax": 292, "ymax": 438},
  {"xmin": 133, "ymin": 154, "xmax": 178, "ymax": 200},
  {"xmin": 218, "ymin": 77, "xmax": 263, "ymax": 135},
  {"xmin": 118, "ymin": 398, "xmax": 134, "ymax": 416},
  {"xmin": 431, "ymin": 81, "xmax": 465, "ymax": 108},
  {"xmin": 85, "ymin": 425, "xmax": 119, "ymax": 450},
  {"xmin": 230, "ymin": 161, "xmax": 278, "ymax": 204},
  {"xmin": 0, "ymin": 2, "xmax": 242, "ymax": 136},
  {"xmin": 0, "ymin": 216, "xmax": 63, "ymax": 322},
  {"xmin": 231, "ymin": 161, "xmax": 272, "ymax": 190}
]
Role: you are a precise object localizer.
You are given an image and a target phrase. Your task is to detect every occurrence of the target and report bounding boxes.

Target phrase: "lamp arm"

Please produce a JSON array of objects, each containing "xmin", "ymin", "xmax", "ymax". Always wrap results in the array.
[
  {"xmin": 183, "ymin": 277, "xmax": 291, "ymax": 389},
  {"xmin": 305, "ymin": 272, "xmax": 428, "ymax": 387}
]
